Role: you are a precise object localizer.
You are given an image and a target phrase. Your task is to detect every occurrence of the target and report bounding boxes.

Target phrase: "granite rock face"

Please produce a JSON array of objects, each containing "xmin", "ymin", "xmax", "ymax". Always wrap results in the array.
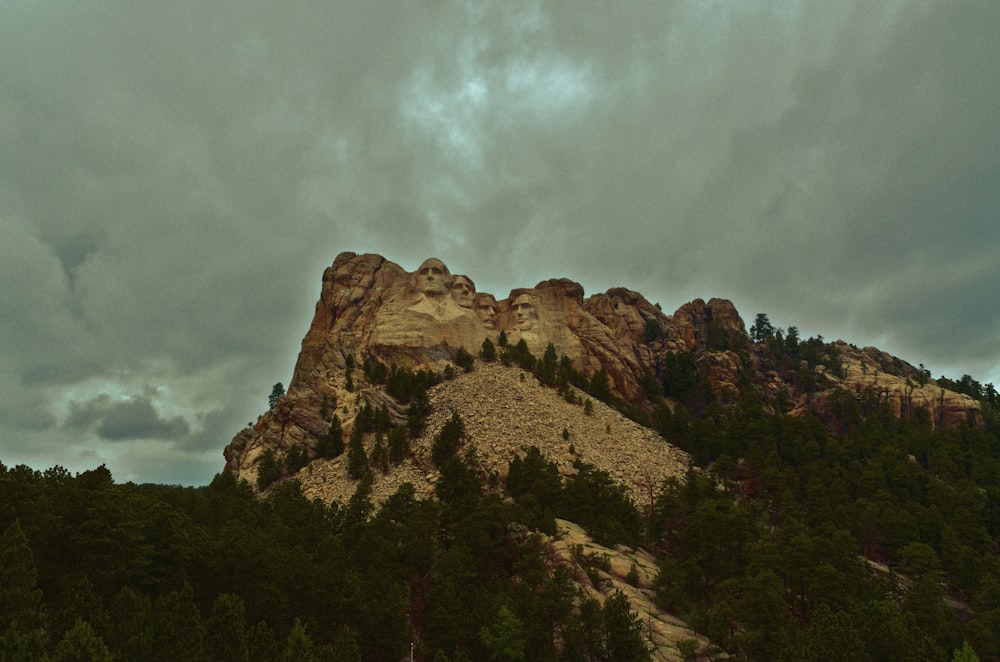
[
  {"xmin": 294, "ymin": 252, "xmax": 692, "ymax": 404},
  {"xmin": 808, "ymin": 343, "xmax": 981, "ymax": 427},
  {"xmin": 223, "ymin": 251, "xmax": 981, "ymax": 486}
]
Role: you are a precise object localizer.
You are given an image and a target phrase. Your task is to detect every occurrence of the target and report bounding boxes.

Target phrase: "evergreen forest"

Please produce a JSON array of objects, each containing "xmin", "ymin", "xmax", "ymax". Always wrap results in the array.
[{"xmin": 2, "ymin": 329, "xmax": 1000, "ymax": 661}]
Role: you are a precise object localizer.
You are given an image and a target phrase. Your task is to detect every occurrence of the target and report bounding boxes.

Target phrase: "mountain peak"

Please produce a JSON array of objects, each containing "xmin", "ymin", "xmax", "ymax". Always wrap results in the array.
[{"xmin": 223, "ymin": 251, "xmax": 980, "ymax": 492}]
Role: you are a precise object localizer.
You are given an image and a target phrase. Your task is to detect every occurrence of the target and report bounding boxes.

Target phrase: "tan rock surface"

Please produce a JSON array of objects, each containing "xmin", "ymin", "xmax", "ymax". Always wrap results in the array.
[
  {"xmin": 548, "ymin": 519, "xmax": 710, "ymax": 662},
  {"xmin": 804, "ymin": 342, "xmax": 982, "ymax": 428},
  {"xmin": 293, "ymin": 361, "xmax": 690, "ymax": 508}
]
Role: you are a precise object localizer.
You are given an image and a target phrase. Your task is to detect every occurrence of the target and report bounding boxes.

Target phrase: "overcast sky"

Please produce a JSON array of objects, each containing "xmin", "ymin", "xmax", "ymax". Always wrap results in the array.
[{"xmin": 2, "ymin": 1, "xmax": 998, "ymax": 485}]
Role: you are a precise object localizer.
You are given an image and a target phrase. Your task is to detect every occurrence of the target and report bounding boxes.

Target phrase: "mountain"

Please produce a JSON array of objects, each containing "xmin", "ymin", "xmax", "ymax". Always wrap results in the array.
[
  {"xmin": 217, "ymin": 251, "xmax": 991, "ymax": 660},
  {"xmin": 223, "ymin": 251, "xmax": 980, "ymax": 491}
]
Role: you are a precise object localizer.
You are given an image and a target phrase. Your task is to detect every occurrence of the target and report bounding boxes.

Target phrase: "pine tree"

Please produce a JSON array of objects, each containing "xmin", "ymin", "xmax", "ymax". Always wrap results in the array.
[
  {"xmin": 105, "ymin": 587, "xmax": 153, "ymax": 661},
  {"xmin": 602, "ymin": 590, "xmax": 651, "ymax": 661},
  {"xmin": 480, "ymin": 337, "xmax": 497, "ymax": 362},
  {"xmin": 0, "ymin": 520, "xmax": 42, "ymax": 630},
  {"xmin": 316, "ymin": 414, "xmax": 345, "ymax": 458},
  {"xmin": 329, "ymin": 625, "xmax": 361, "ymax": 662},
  {"xmin": 256, "ymin": 448, "xmax": 282, "ymax": 491},
  {"xmin": 432, "ymin": 412, "xmax": 466, "ymax": 467},
  {"xmin": 479, "ymin": 605, "xmax": 526, "ymax": 661},
  {"xmin": 750, "ymin": 313, "xmax": 774, "ymax": 343},
  {"xmin": 268, "ymin": 382, "xmax": 285, "ymax": 409},
  {"xmin": 247, "ymin": 621, "xmax": 279, "ymax": 662},
  {"xmin": 152, "ymin": 583, "xmax": 206, "ymax": 661},
  {"xmin": 205, "ymin": 593, "xmax": 248, "ymax": 662},
  {"xmin": 282, "ymin": 619, "xmax": 317, "ymax": 662},
  {"xmin": 53, "ymin": 619, "xmax": 113, "ymax": 662},
  {"xmin": 347, "ymin": 425, "xmax": 368, "ymax": 480},
  {"xmin": 953, "ymin": 640, "xmax": 981, "ymax": 662},
  {"xmin": 0, "ymin": 621, "xmax": 47, "ymax": 662},
  {"xmin": 388, "ymin": 426, "xmax": 410, "ymax": 465},
  {"xmin": 371, "ymin": 432, "xmax": 390, "ymax": 474}
]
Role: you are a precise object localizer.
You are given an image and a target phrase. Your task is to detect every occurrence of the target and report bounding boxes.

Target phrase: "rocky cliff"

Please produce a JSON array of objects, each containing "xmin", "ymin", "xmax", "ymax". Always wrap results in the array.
[
  {"xmin": 218, "ymin": 250, "xmax": 987, "ymax": 662},
  {"xmin": 224, "ymin": 251, "xmax": 981, "ymax": 488}
]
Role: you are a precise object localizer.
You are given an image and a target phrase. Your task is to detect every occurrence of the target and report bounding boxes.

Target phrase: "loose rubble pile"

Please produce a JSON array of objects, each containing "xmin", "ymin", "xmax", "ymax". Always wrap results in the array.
[{"xmin": 295, "ymin": 362, "xmax": 690, "ymax": 509}]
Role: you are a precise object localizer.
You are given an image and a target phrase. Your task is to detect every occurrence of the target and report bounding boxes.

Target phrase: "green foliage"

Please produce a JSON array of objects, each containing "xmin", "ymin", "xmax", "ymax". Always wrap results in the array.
[
  {"xmin": 479, "ymin": 605, "xmax": 526, "ymax": 661},
  {"xmin": 387, "ymin": 365, "xmax": 441, "ymax": 403},
  {"xmin": 316, "ymin": 414, "xmax": 345, "ymax": 458},
  {"xmin": 205, "ymin": 593, "xmax": 249, "ymax": 662},
  {"xmin": 480, "ymin": 337, "xmax": 497, "ymax": 362},
  {"xmin": 602, "ymin": 590, "xmax": 652, "ymax": 661},
  {"xmin": 454, "ymin": 347, "xmax": 475, "ymax": 372},
  {"xmin": 561, "ymin": 461, "xmax": 642, "ymax": 547},
  {"xmin": 269, "ymin": 382, "xmax": 285, "ymax": 409},
  {"xmin": 53, "ymin": 618, "xmax": 112, "ymax": 662},
  {"xmin": 537, "ymin": 343, "xmax": 559, "ymax": 386},
  {"xmin": 0, "ymin": 520, "xmax": 43, "ymax": 630},
  {"xmin": 644, "ymin": 318, "xmax": 663, "ymax": 343},
  {"xmin": 256, "ymin": 448, "xmax": 282, "ymax": 491},
  {"xmin": 706, "ymin": 319, "xmax": 735, "ymax": 351},
  {"xmin": 329, "ymin": 625, "xmax": 361, "ymax": 662},
  {"xmin": 0, "ymin": 620, "xmax": 47, "ymax": 661},
  {"xmin": 953, "ymin": 640, "xmax": 981, "ymax": 662},
  {"xmin": 507, "ymin": 447, "xmax": 561, "ymax": 534},
  {"xmin": 587, "ymin": 367, "xmax": 612, "ymax": 402},
  {"xmin": 284, "ymin": 445, "xmax": 310, "ymax": 474},
  {"xmin": 659, "ymin": 351, "xmax": 697, "ymax": 400},
  {"xmin": 432, "ymin": 412, "xmax": 466, "ymax": 467},
  {"xmin": 750, "ymin": 313, "xmax": 775, "ymax": 343},
  {"xmin": 2, "ymin": 355, "xmax": 999, "ymax": 662},
  {"xmin": 371, "ymin": 432, "xmax": 390, "ymax": 474},
  {"xmin": 153, "ymin": 582, "xmax": 206, "ymax": 660},
  {"xmin": 407, "ymin": 389, "xmax": 432, "ymax": 439},
  {"xmin": 504, "ymin": 339, "xmax": 536, "ymax": 371},
  {"xmin": 361, "ymin": 355, "xmax": 389, "ymax": 384},
  {"xmin": 343, "ymin": 354, "xmax": 355, "ymax": 393},
  {"xmin": 283, "ymin": 618, "xmax": 317, "ymax": 662},
  {"xmin": 247, "ymin": 621, "xmax": 280, "ymax": 661},
  {"xmin": 562, "ymin": 592, "xmax": 651, "ymax": 662},
  {"xmin": 346, "ymin": 426, "xmax": 368, "ymax": 480},
  {"xmin": 387, "ymin": 426, "xmax": 410, "ymax": 465}
]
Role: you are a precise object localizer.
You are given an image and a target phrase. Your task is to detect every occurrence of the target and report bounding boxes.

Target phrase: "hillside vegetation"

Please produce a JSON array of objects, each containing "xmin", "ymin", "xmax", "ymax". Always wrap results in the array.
[{"xmin": 3, "ymin": 328, "xmax": 1000, "ymax": 660}]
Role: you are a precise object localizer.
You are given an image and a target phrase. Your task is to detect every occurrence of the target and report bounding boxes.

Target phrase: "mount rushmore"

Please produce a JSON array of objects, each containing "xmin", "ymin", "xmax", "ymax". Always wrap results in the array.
[{"xmin": 223, "ymin": 251, "xmax": 980, "ymax": 489}]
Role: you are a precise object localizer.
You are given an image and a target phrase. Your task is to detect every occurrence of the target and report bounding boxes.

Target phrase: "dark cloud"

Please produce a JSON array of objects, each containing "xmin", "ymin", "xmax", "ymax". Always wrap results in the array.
[
  {"xmin": 2, "ymin": 1, "xmax": 997, "ymax": 483},
  {"xmin": 65, "ymin": 392, "xmax": 190, "ymax": 441}
]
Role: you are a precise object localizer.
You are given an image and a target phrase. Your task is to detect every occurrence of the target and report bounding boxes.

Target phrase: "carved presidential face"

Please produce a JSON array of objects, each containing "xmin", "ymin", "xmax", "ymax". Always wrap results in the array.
[
  {"xmin": 475, "ymin": 293, "xmax": 497, "ymax": 329},
  {"xmin": 415, "ymin": 258, "xmax": 450, "ymax": 297},
  {"xmin": 451, "ymin": 275, "xmax": 475, "ymax": 308},
  {"xmin": 513, "ymin": 294, "xmax": 539, "ymax": 331}
]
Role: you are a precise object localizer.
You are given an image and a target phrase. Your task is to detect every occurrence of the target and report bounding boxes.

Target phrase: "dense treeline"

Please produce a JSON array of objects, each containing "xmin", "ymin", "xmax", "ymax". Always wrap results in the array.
[
  {"xmin": 645, "ymin": 316, "xmax": 1000, "ymax": 661},
  {"xmin": 0, "ymin": 449, "xmax": 652, "ymax": 661},
  {"xmin": 4, "ymin": 330, "xmax": 999, "ymax": 660}
]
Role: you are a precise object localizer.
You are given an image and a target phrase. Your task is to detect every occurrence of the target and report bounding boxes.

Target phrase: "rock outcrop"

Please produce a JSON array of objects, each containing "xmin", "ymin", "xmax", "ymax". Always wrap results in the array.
[
  {"xmin": 548, "ymin": 519, "xmax": 709, "ymax": 662},
  {"xmin": 224, "ymin": 251, "xmax": 982, "ymax": 486},
  {"xmin": 810, "ymin": 343, "xmax": 981, "ymax": 427}
]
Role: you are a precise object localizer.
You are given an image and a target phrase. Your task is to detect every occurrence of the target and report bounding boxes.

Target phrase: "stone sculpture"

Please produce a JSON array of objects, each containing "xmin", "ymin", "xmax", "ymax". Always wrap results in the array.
[
  {"xmin": 475, "ymin": 293, "xmax": 498, "ymax": 330},
  {"xmin": 451, "ymin": 275, "xmax": 475, "ymax": 309}
]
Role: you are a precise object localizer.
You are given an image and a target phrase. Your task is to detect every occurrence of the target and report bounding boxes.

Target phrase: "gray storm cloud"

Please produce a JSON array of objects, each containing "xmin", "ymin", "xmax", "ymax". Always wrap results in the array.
[
  {"xmin": 65, "ymin": 392, "xmax": 190, "ymax": 441},
  {"xmin": 1, "ymin": 0, "xmax": 997, "ymax": 483}
]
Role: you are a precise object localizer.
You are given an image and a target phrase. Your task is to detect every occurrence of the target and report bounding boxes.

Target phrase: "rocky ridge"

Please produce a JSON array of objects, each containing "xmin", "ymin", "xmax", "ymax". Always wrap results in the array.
[
  {"xmin": 224, "ymin": 251, "xmax": 982, "ymax": 488},
  {"xmin": 219, "ymin": 250, "xmax": 987, "ymax": 662}
]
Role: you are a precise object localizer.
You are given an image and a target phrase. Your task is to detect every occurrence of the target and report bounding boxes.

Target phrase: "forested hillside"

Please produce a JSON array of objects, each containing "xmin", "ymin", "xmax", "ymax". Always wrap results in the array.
[{"xmin": 3, "ymin": 328, "xmax": 999, "ymax": 660}]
